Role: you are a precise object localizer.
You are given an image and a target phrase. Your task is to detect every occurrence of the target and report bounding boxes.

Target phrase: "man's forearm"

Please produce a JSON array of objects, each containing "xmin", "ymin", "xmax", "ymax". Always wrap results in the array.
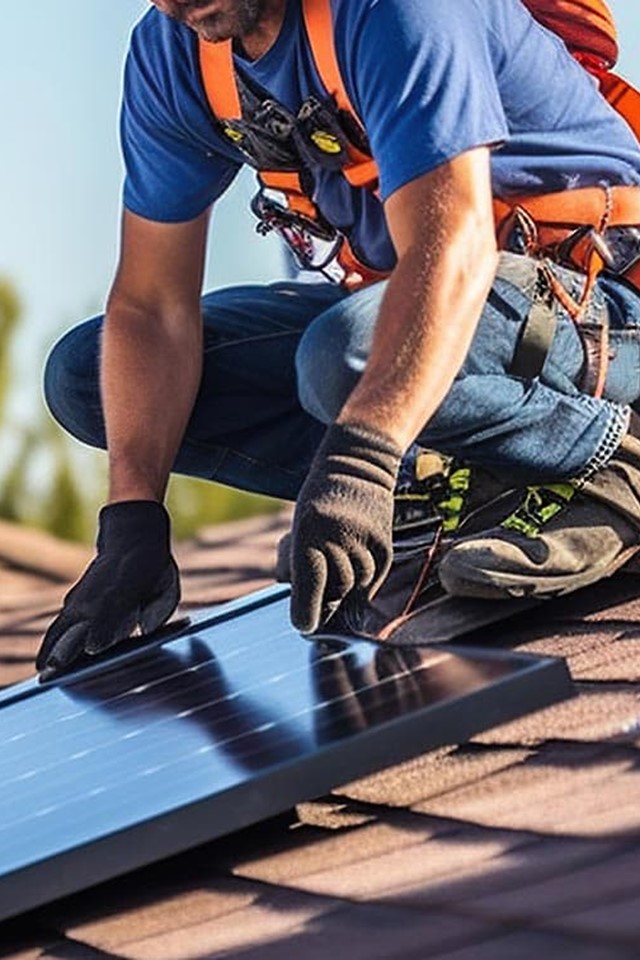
[
  {"xmin": 338, "ymin": 219, "xmax": 498, "ymax": 450},
  {"xmin": 101, "ymin": 304, "xmax": 203, "ymax": 503}
]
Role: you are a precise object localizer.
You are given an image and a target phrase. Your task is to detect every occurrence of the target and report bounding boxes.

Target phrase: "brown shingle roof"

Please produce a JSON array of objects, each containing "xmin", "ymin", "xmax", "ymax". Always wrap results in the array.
[{"xmin": 2, "ymin": 510, "xmax": 640, "ymax": 959}]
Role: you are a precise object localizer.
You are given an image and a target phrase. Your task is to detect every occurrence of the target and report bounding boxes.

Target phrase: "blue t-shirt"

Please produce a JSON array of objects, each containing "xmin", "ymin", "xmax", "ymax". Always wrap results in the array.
[{"xmin": 121, "ymin": 0, "xmax": 640, "ymax": 272}]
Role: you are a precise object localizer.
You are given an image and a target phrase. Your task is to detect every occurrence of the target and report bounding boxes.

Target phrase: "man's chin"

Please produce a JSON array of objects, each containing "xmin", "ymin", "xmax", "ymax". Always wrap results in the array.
[
  {"xmin": 186, "ymin": 14, "xmax": 230, "ymax": 42},
  {"xmin": 196, "ymin": 27, "xmax": 230, "ymax": 42}
]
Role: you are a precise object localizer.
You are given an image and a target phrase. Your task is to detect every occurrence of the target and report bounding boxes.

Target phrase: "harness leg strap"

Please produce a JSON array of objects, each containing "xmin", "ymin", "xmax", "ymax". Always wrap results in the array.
[
  {"xmin": 510, "ymin": 298, "xmax": 557, "ymax": 380},
  {"xmin": 509, "ymin": 284, "xmax": 611, "ymax": 397},
  {"xmin": 578, "ymin": 320, "xmax": 611, "ymax": 398}
]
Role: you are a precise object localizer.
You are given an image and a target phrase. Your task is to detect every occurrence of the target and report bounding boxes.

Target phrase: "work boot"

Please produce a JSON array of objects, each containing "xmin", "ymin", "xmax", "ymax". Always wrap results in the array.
[{"xmin": 438, "ymin": 434, "xmax": 640, "ymax": 600}]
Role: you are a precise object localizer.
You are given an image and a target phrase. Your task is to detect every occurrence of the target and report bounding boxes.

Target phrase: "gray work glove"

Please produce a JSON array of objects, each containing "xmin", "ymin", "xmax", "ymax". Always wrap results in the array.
[
  {"xmin": 36, "ymin": 500, "xmax": 180, "ymax": 678},
  {"xmin": 289, "ymin": 422, "xmax": 402, "ymax": 634}
]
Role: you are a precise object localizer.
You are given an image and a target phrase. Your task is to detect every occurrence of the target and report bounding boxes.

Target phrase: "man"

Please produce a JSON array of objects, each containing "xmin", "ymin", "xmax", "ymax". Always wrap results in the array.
[{"xmin": 37, "ymin": 0, "xmax": 640, "ymax": 676}]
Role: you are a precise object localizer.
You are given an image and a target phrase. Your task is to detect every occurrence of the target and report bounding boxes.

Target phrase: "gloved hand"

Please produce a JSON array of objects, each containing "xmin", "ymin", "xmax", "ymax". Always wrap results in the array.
[
  {"xmin": 289, "ymin": 422, "xmax": 402, "ymax": 634},
  {"xmin": 36, "ymin": 500, "xmax": 180, "ymax": 678},
  {"xmin": 275, "ymin": 530, "xmax": 293, "ymax": 583}
]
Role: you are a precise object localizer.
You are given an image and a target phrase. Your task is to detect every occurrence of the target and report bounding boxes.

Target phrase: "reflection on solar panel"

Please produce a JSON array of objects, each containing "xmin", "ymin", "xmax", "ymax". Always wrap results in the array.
[{"xmin": 0, "ymin": 585, "xmax": 572, "ymax": 922}]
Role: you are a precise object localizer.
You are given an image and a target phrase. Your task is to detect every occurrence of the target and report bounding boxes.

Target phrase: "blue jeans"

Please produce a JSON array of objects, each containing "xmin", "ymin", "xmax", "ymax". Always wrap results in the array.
[{"xmin": 44, "ymin": 253, "xmax": 640, "ymax": 501}]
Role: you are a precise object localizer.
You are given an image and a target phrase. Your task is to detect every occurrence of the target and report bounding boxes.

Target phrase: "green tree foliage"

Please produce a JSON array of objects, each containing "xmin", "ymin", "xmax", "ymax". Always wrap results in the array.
[
  {"xmin": 0, "ymin": 280, "xmax": 20, "ymax": 421},
  {"xmin": 0, "ymin": 276, "xmax": 282, "ymax": 543},
  {"xmin": 167, "ymin": 475, "xmax": 280, "ymax": 541}
]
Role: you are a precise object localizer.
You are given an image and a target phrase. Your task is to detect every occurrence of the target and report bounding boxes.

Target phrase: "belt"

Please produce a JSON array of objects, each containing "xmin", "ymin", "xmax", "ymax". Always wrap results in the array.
[
  {"xmin": 494, "ymin": 184, "xmax": 640, "ymax": 242},
  {"xmin": 494, "ymin": 184, "xmax": 640, "ymax": 298}
]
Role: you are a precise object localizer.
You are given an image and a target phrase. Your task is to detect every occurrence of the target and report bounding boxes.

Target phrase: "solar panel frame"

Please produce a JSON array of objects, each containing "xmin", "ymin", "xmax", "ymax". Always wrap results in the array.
[{"xmin": 0, "ymin": 585, "xmax": 573, "ymax": 923}]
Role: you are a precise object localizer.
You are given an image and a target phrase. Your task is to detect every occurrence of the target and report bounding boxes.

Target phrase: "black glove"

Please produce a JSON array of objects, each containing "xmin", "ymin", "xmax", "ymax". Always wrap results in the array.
[
  {"xmin": 275, "ymin": 530, "xmax": 293, "ymax": 583},
  {"xmin": 290, "ymin": 422, "xmax": 402, "ymax": 634},
  {"xmin": 36, "ymin": 500, "xmax": 180, "ymax": 677}
]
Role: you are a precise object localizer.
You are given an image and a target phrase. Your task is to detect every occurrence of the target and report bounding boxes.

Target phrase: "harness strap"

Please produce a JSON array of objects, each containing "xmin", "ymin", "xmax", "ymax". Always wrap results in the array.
[
  {"xmin": 198, "ymin": 38, "xmax": 242, "ymax": 120},
  {"xmin": 495, "ymin": 187, "xmax": 640, "ymax": 398},
  {"xmin": 579, "ymin": 321, "xmax": 611, "ymax": 397},
  {"xmin": 337, "ymin": 238, "xmax": 390, "ymax": 290},
  {"xmin": 494, "ymin": 185, "xmax": 640, "ymax": 238},
  {"xmin": 511, "ymin": 298, "xmax": 558, "ymax": 381},
  {"xmin": 260, "ymin": 171, "xmax": 318, "ymax": 219},
  {"xmin": 197, "ymin": 0, "xmax": 378, "ymax": 190},
  {"xmin": 300, "ymin": 0, "xmax": 357, "ymax": 121},
  {"xmin": 521, "ymin": 0, "xmax": 619, "ymax": 70},
  {"xmin": 599, "ymin": 72, "xmax": 640, "ymax": 140},
  {"xmin": 300, "ymin": 0, "xmax": 375, "ymax": 180},
  {"xmin": 509, "ymin": 270, "xmax": 611, "ymax": 398}
]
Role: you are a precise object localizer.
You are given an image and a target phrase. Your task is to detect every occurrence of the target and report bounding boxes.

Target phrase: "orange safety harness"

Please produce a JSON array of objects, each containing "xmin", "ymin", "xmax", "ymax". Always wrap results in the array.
[
  {"xmin": 199, "ymin": 0, "xmax": 640, "ymax": 392},
  {"xmin": 199, "ymin": 0, "xmax": 640, "ymax": 283},
  {"xmin": 199, "ymin": 0, "xmax": 384, "ymax": 288}
]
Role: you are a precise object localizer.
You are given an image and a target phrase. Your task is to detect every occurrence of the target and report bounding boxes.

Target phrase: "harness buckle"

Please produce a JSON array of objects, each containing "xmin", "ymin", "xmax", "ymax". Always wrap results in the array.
[
  {"xmin": 556, "ymin": 224, "xmax": 615, "ymax": 272},
  {"xmin": 250, "ymin": 187, "xmax": 346, "ymax": 282}
]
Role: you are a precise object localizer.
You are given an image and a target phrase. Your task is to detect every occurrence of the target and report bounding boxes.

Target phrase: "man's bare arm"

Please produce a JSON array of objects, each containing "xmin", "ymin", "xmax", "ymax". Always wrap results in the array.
[
  {"xmin": 289, "ymin": 147, "xmax": 499, "ymax": 632},
  {"xmin": 103, "ymin": 208, "xmax": 210, "ymax": 502},
  {"xmin": 36, "ymin": 209, "xmax": 211, "ymax": 675},
  {"xmin": 338, "ymin": 147, "xmax": 499, "ymax": 448}
]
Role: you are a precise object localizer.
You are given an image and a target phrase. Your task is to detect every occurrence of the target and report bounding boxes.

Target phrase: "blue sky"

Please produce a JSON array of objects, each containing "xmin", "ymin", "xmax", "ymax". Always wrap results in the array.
[
  {"xmin": 0, "ymin": 0, "xmax": 283, "ymax": 425},
  {"xmin": 0, "ymin": 1, "xmax": 638, "ymax": 426}
]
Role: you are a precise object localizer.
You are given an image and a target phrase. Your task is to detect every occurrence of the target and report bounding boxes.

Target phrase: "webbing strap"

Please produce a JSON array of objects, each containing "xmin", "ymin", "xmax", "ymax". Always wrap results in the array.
[
  {"xmin": 197, "ymin": 2, "xmax": 378, "ymax": 191},
  {"xmin": 494, "ymin": 185, "xmax": 640, "ymax": 232},
  {"xmin": 198, "ymin": 39, "xmax": 241, "ymax": 119},
  {"xmin": 599, "ymin": 72, "xmax": 640, "ymax": 142},
  {"xmin": 521, "ymin": 0, "xmax": 619, "ymax": 69},
  {"xmin": 301, "ymin": 0, "xmax": 358, "ymax": 121},
  {"xmin": 342, "ymin": 159, "xmax": 378, "ymax": 189},
  {"xmin": 260, "ymin": 170, "xmax": 318, "ymax": 219},
  {"xmin": 511, "ymin": 299, "xmax": 557, "ymax": 380},
  {"xmin": 300, "ymin": 0, "xmax": 377, "ymax": 179}
]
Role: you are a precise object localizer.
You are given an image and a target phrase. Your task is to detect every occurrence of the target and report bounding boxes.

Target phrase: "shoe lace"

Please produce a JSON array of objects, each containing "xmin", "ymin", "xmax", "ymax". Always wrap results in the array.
[
  {"xmin": 390, "ymin": 451, "xmax": 475, "ymax": 624},
  {"xmin": 501, "ymin": 482, "xmax": 576, "ymax": 538},
  {"xmin": 393, "ymin": 448, "xmax": 472, "ymax": 537}
]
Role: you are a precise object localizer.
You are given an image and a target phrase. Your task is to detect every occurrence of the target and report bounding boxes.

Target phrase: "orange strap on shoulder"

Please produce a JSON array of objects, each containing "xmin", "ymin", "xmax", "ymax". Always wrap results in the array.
[
  {"xmin": 301, "ymin": 0, "xmax": 359, "ymax": 121},
  {"xmin": 599, "ymin": 72, "xmax": 640, "ymax": 143},
  {"xmin": 301, "ymin": 0, "xmax": 378, "ymax": 185},
  {"xmin": 198, "ymin": 16, "xmax": 378, "ymax": 190},
  {"xmin": 197, "ymin": 2, "xmax": 364, "ymax": 130},
  {"xmin": 198, "ymin": 38, "xmax": 241, "ymax": 119},
  {"xmin": 521, "ymin": 0, "xmax": 619, "ymax": 70}
]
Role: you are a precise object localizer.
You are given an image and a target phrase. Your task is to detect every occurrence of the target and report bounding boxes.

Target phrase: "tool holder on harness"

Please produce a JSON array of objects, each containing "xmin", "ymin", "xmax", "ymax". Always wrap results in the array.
[
  {"xmin": 198, "ymin": 1, "xmax": 383, "ymax": 288},
  {"xmin": 496, "ymin": 185, "xmax": 640, "ymax": 398},
  {"xmin": 197, "ymin": 0, "xmax": 640, "ymax": 297}
]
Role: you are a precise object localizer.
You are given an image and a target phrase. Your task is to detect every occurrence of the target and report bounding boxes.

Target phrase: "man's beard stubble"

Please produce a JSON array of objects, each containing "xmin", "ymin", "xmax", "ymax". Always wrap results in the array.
[{"xmin": 185, "ymin": 0, "xmax": 265, "ymax": 41}]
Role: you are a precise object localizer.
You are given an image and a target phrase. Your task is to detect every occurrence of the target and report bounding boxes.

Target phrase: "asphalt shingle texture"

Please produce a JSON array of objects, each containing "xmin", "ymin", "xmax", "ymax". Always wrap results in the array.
[{"xmin": 1, "ymin": 509, "xmax": 640, "ymax": 959}]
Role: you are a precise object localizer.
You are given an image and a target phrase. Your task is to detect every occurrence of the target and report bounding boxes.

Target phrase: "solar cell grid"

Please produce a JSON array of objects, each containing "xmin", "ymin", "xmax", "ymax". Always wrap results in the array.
[{"xmin": 0, "ymin": 586, "xmax": 572, "ymax": 922}]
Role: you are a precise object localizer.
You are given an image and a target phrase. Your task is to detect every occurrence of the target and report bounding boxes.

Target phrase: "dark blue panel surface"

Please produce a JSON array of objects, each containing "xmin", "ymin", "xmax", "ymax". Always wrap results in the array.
[{"xmin": 0, "ymin": 586, "xmax": 572, "ymax": 922}]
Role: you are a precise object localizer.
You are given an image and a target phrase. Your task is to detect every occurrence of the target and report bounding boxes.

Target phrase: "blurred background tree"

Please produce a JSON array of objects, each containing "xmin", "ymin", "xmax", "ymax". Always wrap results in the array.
[{"xmin": 0, "ymin": 276, "xmax": 281, "ymax": 544}]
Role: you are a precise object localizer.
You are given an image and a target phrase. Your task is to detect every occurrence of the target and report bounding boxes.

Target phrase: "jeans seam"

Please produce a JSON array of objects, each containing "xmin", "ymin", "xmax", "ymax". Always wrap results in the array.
[
  {"xmin": 202, "ymin": 329, "xmax": 303, "ymax": 355},
  {"xmin": 574, "ymin": 403, "xmax": 630, "ymax": 483}
]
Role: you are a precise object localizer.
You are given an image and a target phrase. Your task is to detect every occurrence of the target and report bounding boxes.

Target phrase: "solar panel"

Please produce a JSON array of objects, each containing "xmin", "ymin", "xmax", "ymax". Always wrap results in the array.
[{"xmin": 0, "ymin": 585, "xmax": 572, "ymax": 923}]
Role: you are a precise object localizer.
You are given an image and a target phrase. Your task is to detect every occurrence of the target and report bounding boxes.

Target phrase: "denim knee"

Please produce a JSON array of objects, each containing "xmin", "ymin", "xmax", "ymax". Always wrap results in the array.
[
  {"xmin": 43, "ymin": 317, "xmax": 106, "ymax": 449},
  {"xmin": 295, "ymin": 318, "xmax": 361, "ymax": 423},
  {"xmin": 295, "ymin": 281, "xmax": 385, "ymax": 423}
]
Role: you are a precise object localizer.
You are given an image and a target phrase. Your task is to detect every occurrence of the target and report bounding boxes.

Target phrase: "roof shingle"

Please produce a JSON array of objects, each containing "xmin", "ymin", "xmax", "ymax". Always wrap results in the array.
[{"xmin": 2, "ymin": 510, "xmax": 640, "ymax": 959}]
